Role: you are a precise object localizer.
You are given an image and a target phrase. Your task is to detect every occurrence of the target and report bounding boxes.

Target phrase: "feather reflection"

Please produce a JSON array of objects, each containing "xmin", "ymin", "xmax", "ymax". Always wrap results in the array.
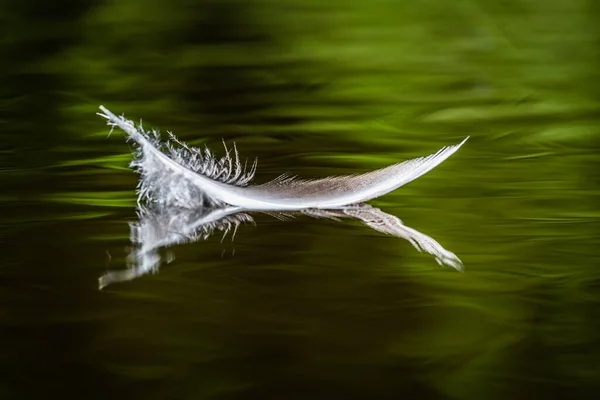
[{"xmin": 99, "ymin": 204, "xmax": 462, "ymax": 289}]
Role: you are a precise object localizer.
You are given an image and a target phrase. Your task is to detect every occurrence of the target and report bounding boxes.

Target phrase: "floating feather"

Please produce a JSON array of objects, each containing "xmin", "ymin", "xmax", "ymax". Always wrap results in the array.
[
  {"xmin": 97, "ymin": 106, "xmax": 467, "ymax": 288},
  {"xmin": 98, "ymin": 106, "xmax": 468, "ymax": 210}
]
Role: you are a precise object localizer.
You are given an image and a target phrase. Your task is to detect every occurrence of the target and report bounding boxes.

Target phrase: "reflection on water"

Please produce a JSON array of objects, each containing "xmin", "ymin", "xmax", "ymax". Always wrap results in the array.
[
  {"xmin": 100, "ymin": 205, "xmax": 253, "ymax": 289},
  {"xmin": 100, "ymin": 203, "xmax": 463, "ymax": 289}
]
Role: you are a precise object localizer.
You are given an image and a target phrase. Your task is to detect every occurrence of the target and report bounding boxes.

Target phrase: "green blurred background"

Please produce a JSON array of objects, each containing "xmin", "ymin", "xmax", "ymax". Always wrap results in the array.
[{"xmin": 1, "ymin": 0, "xmax": 599, "ymax": 398}]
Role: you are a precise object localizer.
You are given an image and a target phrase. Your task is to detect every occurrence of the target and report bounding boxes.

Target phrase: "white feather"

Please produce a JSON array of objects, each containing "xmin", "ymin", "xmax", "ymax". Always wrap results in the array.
[
  {"xmin": 98, "ymin": 106, "xmax": 468, "ymax": 210},
  {"xmin": 96, "ymin": 106, "xmax": 467, "ymax": 288}
]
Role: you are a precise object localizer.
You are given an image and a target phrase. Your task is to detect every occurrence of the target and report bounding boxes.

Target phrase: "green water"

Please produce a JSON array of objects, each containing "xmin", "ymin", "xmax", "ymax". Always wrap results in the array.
[{"xmin": 2, "ymin": 0, "xmax": 599, "ymax": 398}]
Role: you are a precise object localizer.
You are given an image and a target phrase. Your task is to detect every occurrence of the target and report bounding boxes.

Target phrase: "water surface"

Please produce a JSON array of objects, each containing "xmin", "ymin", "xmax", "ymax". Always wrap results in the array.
[{"xmin": 1, "ymin": 0, "xmax": 599, "ymax": 398}]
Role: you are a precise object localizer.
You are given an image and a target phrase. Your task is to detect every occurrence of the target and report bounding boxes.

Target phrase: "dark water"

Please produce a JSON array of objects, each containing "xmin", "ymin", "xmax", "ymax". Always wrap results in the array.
[{"xmin": 2, "ymin": 0, "xmax": 600, "ymax": 398}]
